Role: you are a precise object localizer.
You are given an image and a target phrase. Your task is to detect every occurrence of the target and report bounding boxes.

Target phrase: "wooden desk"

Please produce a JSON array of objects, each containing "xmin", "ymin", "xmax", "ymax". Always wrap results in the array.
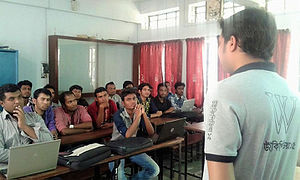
[
  {"xmin": 184, "ymin": 122, "xmax": 204, "ymax": 133},
  {"xmin": 60, "ymin": 128, "xmax": 113, "ymax": 146},
  {"xmin": 151, "ymin": 117, "xmax": 182, "ymax": 126},
  {"xmin": 7, "ymin": 137, "xmax": 184, "ymax": 180}
]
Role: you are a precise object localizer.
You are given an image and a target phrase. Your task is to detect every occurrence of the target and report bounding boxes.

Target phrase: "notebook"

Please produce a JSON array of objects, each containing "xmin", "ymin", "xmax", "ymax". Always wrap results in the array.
[
  {"xmin": 0, "ymin": 139, "xmax": 60, "ymax": 179},
  {"xmin": 153, "ymin": 118, "xmax": 186, "ymax": 144},
  {"xmin": 180, "ymin": 99, "xmax": 195, "ymax": 112}
]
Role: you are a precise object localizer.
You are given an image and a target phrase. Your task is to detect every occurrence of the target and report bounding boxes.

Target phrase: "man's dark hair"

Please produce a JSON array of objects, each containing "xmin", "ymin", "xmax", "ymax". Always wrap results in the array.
[
  {"xmin": 174, "ymin": 82, "xmax": 185, "ymax": 89},
  {"xmin": 157, "ymin": 83, "xmax": 167, "ymax": 92},
  {"xmin": 121, "ymin": 88, "xmax": 137, "ymax": 101},
  {"xmin": 219, "ymin": 8, "xmax": 277, "ymax": 61},
  {"xmin": 44, "ymin": 84, "xmax": 55, "ymax": 91},
  {"xmin": 123, "ymin": 81, "xmax": 134, "ymax": 89},
  {"xmin": 0, "ymin": 84, "xmax": 20, "ymax": 101},
  {"xmin": 69, "ymin": 85, "xmax": 83, "ymax": 92},
  {"xmin": 59, "ymin": 91, "xmax": 74, "ymax": 106},
  {"xmin": 138, "ymin": 83, "xmax": 152, "ymax": 91},
  {"xmin": 105, "ymin": 82, "xmax": 115, "ymax": 89},
  {"xmin": 33, "ymin": 88, "xmax": 52, "ymax": 99},
  {"xmin": 17, "ymin": 80, "xmax": 32, "ymax": 88},
  {"xmin": 94, "ymin": 87, "xmax": 107, "ymax": 97}
]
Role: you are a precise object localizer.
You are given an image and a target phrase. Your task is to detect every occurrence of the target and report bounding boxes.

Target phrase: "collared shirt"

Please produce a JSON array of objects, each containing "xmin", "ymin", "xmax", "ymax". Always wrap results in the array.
[
  {"xmin": 87, "ymin": 100, "xmax": 118, "ymax": 128},
  {"xmin": 54, "ymin": 105, "xmax": 92, "ymax": 132},
  {"xmin": 169, "ymin": 94, "xmax": 187, "ymax": 110},
  {"xmin": 23, "ymin": 105, "xmax": 57, "ymax": 131},
  {"xmin": 0, "ymin": 109, "xmax": 53, "ymax": 163},
  {"xmin": 109, "ymin": 94, "xmax": 123, "ymax": 109},
  {"xmin": 111, "ymin": 108, "xmax": 148, "ymax": 141},
  {"xmin": 153, "ymin": 96, "xmax": 173, "ymax": 112},
  {"xmin": 167, "ymin": 92, "xmax": 173, "ymax": 100}
]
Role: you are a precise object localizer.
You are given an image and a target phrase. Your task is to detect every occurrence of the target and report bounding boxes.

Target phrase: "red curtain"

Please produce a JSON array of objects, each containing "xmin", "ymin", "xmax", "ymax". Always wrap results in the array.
[
  {"xmin": 165, "ymin": 40, "xmax": 183, "ymax": 94},
  {"xmin": 270, "ymin": 30, "xmax": 291, "ymax": 78},
  {"xmin": 139, "ymin": 42, "xmax": 163, "ymax": 97},
  {"xmin": 186, "ymin": 38, "xmax": 204, "ymax": 108},
  {"xmin": 218, "ymin": 58, "xmax": 230, "ymax": 81}
]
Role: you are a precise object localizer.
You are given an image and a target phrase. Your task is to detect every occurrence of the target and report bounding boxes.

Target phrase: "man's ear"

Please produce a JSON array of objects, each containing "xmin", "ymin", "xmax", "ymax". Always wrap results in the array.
[
  {"xmin": 0, "ymin": 100, "xmax": 4, "ymax": 107},
  {"xmin": 32, "ymin": 98, "xmax": 37, "ymax": 105},
  {"xmin": 228, "ymin": 35, "xmax": 238, "ymax": 52}
]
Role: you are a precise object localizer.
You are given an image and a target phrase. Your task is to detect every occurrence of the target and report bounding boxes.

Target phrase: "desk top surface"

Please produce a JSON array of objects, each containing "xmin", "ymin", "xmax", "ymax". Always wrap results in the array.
[
  {"xmin": 8, "ymin": 137, "xmax": 184, "ymax": 180},
  {"xmin": 184, "ymin": 122, "xmax": 204, "ymax": 133}
]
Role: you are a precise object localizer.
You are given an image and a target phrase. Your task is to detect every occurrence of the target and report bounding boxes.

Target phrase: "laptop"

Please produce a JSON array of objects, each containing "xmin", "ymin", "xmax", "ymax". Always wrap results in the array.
[
  {"xmin": 180, "ymin": 99, "xmax": 195, "ymax": 112},
  {"xmin": 0, "ymin": 139, "xmax": 60, "ymax": 179},
  {"xmin": 153, "ymin": 118, "xmax": 186, "ymax": 144}
]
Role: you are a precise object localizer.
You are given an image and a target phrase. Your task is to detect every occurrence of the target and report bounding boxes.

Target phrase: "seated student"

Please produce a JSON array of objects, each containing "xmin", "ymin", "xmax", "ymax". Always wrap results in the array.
[
  {"xmin": 87, "ymin": 87, "xmax": 117, "ymax": 129},
  {"xmin": 123, "ymin": 80, "xmax": 134, "ymax": 89},
  {"xmin": 24, "ymin": 88, "xmax": 58, "ymax": 139},
  {"xmin": 138, "ymin": 83, "xmax": 162, "ymax": 118},
  {"xmin": 110, "ymin": 88, "xmax": 160, "ymax": 179},
  {"xmin": 165, "ymin": 81, "xmax": 173, "ymax": 100},
  {"xmin": 69, "ymin": 85, "xmax": 89, "ymax": 107},
  {"xmin": 153, "ymin": 83, "xmax": 174, "ymax": 114},
  {"xmin": 17, "ymin": 80, "xmax": 33, "ymax": 106},
  {"xmin": 105, "ymin": 82, "xmax": 123, "ymax": 109},
  {"xmin": 54, "ymin": 91, "xmax": 93, "ymax": 135},
  {"xmin": 169, "ymin": 82, "xmax": 187, "ymax": 110},
  {"xmin": 0, "ymin": 84, "xmax": 53, "ymax": 163},
  {"xmin": 44, "ymin": 84, "xmax": 59, "ymax": 108}
]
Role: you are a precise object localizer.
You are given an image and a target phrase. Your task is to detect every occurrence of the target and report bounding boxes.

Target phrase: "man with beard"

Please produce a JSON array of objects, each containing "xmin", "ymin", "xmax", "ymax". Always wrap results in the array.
[
  {"xmin": 153, "ymin": 83, "xmax": 174, "ymax": 114},
  {"xmin": 0, "ymin": 84, "xmax": 53, "ymax": 163},
  {"xmin": 24, "ymin": 88, "xmax": 58, "ymax": 139},
  {"xmin": 54, "ymin": 91, "xmax": 93, "ymax": 135},
  {"xmin": 17, "ymin": 80, "xmax": 33, "ymax": 106}
]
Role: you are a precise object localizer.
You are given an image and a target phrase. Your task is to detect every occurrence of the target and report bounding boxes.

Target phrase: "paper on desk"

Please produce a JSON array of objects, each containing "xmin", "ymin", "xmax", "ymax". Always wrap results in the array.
[{"xmin": 66, "ymin": 143, "xmax": 104, "ymax": 157}]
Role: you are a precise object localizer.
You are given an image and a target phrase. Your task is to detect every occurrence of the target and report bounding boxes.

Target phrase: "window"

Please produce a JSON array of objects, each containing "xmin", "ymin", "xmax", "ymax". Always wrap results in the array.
[
  {"xmin": 266, "ymin": 0, "xmax": 300, "ymax": 14},
  {"xmin": 148, "ymin": 10, "xmax": 179, "ymax": 29},
  {"xmin": 223, "ymin": 1, "xmax": 245, "ymax": 19},
  {"xmin": 189, "ymin": 1, "xmax": 206, "ymax": 23}
]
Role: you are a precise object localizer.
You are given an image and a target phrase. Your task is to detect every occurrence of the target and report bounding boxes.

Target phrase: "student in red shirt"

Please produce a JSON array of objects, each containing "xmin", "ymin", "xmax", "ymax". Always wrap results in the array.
[{"xmin": 87, "ymin": 87, "xmax": 118, "ymax": 129}]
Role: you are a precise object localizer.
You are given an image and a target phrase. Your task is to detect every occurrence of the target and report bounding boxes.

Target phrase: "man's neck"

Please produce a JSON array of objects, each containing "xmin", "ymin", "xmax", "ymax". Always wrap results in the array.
[
  {"xmin": 34, "ymin": 106, "xmax": 45, "ymax": 116},
  {"xmin": 63, "ymin": 107, "xmax": 75, "ymax": 116},
  {"xmin": 176, "ymin": 94, "xmax": 182, "ymax": 99},
  {"xmin": 140, "ymin": 96, "xmax": 147, "ymax": 102},
  {"xmin": 158, "ymin": 96, "xmax": 165, "ymax": 103},
  {"xmin": 125, "ymin": 108, "xmax": 134, "ymax": 119},
  {"xmin": 23, "ymin": 98, "xmax": 29, "ymax": 105},
  {"xmin": 231, "ymin": 54, "xmax": 265, "ymax": 74}
]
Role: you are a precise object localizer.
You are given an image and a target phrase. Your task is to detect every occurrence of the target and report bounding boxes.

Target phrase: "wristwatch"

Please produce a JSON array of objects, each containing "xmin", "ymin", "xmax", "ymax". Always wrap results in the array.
[{"xmin": 69, "ymin": 124, "xmax": 74, "ymax": 129}]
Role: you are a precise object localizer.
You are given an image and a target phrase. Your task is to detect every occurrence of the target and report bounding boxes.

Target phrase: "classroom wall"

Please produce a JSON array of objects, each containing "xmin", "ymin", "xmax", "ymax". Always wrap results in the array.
[{"xmin": 0, "ymin": 0, "xmax": 139, "ymax": 91}]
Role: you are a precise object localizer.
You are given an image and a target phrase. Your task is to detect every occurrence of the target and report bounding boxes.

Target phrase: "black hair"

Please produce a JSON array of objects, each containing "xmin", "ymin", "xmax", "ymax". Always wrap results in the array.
[
  {"xmin": 69, "ymin": 85, "xmax": 83, "ymax": 92},
  {"xmin": 123, "ymin": 81, "xmax": 134, "ymax": 89},
  {"xmin": 138, "ymin": 83, "xmax": 152, "ymax": 91},
  {"xmin": 17, "ymin": 80, "xmax": 32, "ymax": 88},
  {"xmin": 105, "ymin": 82, "xmax": 115, "ymax": 89},
  {"xmin": 94, "ymin": 87, "xmax": 107, "ymax": 97},
  {"xmin": 33, "ymin": 88, "xmax": 52, "ymax": 99},
  {"xmin": 59, "ymin": 91, "xmax": 74, "ymax": 106},
  {"xmin": 0, "ymin": 84, "xmax": 20, "ymax": 101},
  {"xmin": 121, "ymin": 88, "xmax": 137, "ymax": 101},
  {"xmin": 157, "ymin": 83, "xmax": 167, "ymax": 92},
  {"xmin": 44, "ymin": 84, "xmax": 55, "ymax": 91},
  {"xmin": 174, "ymin": 82, "xmax": 185, "ymax": 89},
  {"xmin": 219, "ymin": 8, "xmax": 277, "ymax": 61}
]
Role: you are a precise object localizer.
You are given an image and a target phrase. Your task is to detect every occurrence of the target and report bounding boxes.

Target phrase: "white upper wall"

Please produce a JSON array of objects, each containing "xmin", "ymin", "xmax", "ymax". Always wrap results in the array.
[{"xmin": 0, "ymin": 0, "xmax": 139, "ymax": 91}]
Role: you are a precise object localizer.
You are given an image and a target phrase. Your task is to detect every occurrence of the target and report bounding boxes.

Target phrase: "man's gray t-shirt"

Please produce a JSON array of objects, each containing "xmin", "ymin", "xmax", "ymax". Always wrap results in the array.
[{"xmin": 204, "ymin": 62, "xmax": 300, "ymax": 180}]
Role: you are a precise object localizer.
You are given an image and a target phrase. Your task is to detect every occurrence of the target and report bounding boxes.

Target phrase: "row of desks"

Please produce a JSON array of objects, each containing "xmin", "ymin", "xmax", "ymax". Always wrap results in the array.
[{"xmin": 1, "ymin": 117, "xmax": 204, "ymax": 180}]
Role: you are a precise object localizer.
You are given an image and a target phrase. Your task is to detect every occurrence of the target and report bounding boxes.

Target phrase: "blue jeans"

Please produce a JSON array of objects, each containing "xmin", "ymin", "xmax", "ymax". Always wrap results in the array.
[{"xmin": 109, "ymin": 153, "xmax": 160, "ymax": 180}]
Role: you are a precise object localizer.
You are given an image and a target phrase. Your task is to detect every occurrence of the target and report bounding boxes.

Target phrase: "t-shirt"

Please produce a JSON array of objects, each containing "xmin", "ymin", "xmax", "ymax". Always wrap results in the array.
[
  {"xmin": 152, "ymin": 96, "xmax": 173, "ymax": 112},
  {"xmin": 204, "ymin": 62, "xmax": 300, "ymax": 180}
]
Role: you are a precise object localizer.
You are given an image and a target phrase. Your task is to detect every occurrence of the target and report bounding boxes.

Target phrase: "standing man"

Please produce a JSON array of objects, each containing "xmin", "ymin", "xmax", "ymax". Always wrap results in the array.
[
  {"xmin": 105, "ymin": 82, "xmax": 123, "ymax": 109},
  {"xmin": 204, "ymin": 8, "xmax": 300, "ymax": 180},
  {"xmin": 24, "ymin": 88, "xmax": 58, "ymax": 139},
  {"xmin": 0, "ymin": 84, "xmax": 53, "ymax": 163},
  {"xmin": 17, "ymin": 80, "xmax": 33, "ymax": 106},
  {"xmin": 87, "ymin": 87, "xmax": 118, "ymax": 129},
  {"xmin": 69, "ymin": 85, "xmax": 89, "ymax": 107},
  {"xmin": 169, "ymin": 82, "xmax": 187, "ymax": 110},
  {"xmin": 110, "ymin": 88, "xmax": 160, "ymax": 179},
  {"xmin": 55, "ymin": 91, "xmax": 93, "ymax": 135}
]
